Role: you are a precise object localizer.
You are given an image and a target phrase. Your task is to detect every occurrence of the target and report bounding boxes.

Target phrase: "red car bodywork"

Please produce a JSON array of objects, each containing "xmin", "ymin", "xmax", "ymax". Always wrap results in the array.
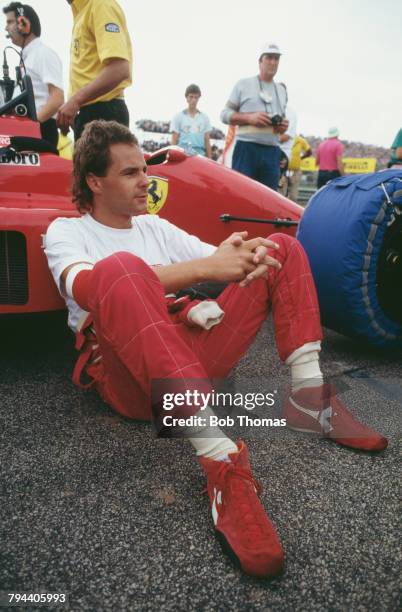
[
  {"xmin": 0, "ymin": 117, "xmax": 303, "ymax": 315},
  {"xmin": 0, "ymin": 117, "xmax": 77, "ymax": 314},
  {"xmin": 145, "ymin": 147, "xmax": 302, "ymax": 245}
]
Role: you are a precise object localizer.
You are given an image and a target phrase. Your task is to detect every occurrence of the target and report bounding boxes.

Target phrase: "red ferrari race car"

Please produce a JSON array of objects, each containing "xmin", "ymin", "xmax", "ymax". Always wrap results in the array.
[
  {"xmin": 1, "ymin": 76, "xmax": 401, "ymax": 348},
  {"xmin": 0, "ymin": 77, "xmax": 301, "ymax": 313}
]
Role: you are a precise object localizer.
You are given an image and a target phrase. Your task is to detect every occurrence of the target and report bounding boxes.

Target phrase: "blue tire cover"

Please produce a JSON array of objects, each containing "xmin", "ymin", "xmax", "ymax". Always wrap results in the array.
[{"xmin": 297, "ymin": 169, "xmax": 402, "ymax": 347}]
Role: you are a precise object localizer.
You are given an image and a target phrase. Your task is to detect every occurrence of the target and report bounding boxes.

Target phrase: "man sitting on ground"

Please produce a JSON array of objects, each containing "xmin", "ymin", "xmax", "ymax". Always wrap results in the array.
[{"xmin": 44, "ymin": 120, "xmax": 388, "ymax": 579}]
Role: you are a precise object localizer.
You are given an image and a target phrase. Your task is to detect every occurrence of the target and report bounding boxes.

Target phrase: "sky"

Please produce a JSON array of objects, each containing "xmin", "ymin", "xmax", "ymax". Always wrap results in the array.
[{"xmin": 1, "ymin": 0, "xmax": 401, "ymax": 148}]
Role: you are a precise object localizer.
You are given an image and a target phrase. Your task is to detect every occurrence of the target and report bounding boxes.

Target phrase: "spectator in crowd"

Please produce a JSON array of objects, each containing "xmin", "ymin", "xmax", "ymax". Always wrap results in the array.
[
  {"xmin": 388, "ymin": 128, "xmax": 402, "ymax": 167},
  {"xmin": 170, "ymin": 84, "xmax": 212, "ymax": 157},
  {"xmin": 57, "ymin": 0, "xmax": 132, "ymax": 140},
  {"xmin": 3, "ymin": 2, "xmax": 64, "ymax": 147},
  {"xmin": 315, "ymin": 127, "xmax": 345, "ymax": 188},
  {"xmin": 221, "ymin": 42, "xmax": 289, "ymax": 191},
  {"xmin": 286, "ymin": 134, "xmax": 312, "ymax": 202},
  {"xmin": 44, "ymin": 120, "xmax": 388, "ymax": 580},
  {"xmin": 278, "ymin": 106, "xmax": 297, "ymax": 195}
]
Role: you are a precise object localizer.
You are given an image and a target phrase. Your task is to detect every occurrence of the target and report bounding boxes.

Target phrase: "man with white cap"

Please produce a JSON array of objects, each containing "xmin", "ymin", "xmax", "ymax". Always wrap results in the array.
[
  {"xmin": 315, "ymin": 127, "xmax": 345, "ymax": 188},
  {"xmin": 221, "ymin": 42, "xmax": 289, "ymax": 190}
]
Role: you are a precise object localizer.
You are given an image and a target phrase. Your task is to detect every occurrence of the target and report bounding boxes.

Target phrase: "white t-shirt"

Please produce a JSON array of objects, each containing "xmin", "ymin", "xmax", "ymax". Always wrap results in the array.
[
  {"xmin": 44, "ymin": 213, "xmax": 216, "ymax": 331},
  {"xmin": 21, "ymin": 37, "xmax": 63, "ymax": 118},
  {"xmin": 170, "ymin": 110, "xmax": 212, "ymax": 156}
]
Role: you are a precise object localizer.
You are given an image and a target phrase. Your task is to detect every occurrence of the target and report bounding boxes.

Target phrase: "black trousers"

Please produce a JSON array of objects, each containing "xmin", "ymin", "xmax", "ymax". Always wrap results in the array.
[
  {"xmin": 317, "ymin": 169, "xmax": 341, "ymax": 189},
  {"xmin": 74, "ymin": 99, "xmax": 130, "ymax": 140},
  {"xmin": 40, "ymin": 118, "xmax": 59, "ymax": 148}
]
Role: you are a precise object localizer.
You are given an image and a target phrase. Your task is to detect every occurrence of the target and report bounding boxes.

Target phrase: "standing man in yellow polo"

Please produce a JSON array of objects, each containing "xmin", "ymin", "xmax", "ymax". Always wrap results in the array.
[
  {"xmin": 287, "ymin": 135, "xmax": 312, "ymax": 202},
  {"xmin": 57, "ymin": 0, "xmax": 132, "ymax": 140}
]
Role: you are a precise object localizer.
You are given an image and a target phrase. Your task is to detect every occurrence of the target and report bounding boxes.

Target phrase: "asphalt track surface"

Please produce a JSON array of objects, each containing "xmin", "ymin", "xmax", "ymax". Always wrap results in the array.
[{"xmin": 1, "ymin": 312, "xmax": 401, "ymax": 612}]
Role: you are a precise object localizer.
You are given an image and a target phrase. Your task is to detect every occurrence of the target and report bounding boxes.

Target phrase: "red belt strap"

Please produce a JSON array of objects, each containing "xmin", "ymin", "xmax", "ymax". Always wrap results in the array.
[{"xmin": 72, "ymin": 314, "xmax": 102, "ymax": 389}]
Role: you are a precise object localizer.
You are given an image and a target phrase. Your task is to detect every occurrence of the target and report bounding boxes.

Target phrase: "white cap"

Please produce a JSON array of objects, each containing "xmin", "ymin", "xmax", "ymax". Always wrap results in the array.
[
  {"xmin": 328, "ymin": 127, "xmax": 339, "ymax": 137},
  {"xmin": 259, "ymin": 42, "xmax": 283, "ymax": 57}
]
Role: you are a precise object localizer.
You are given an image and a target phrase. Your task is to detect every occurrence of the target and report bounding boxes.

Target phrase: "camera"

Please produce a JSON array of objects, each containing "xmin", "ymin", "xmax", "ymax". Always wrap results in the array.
[{"xmin": 270, "ymin": 114, "xmax": 283, "ymax": 127}]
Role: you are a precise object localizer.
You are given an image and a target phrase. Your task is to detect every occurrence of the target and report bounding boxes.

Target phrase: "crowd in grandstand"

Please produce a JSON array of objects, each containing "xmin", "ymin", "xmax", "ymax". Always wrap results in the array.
[
  {"xmin": 136, "ymin": 119, "xmax": 171, "ymax": 133},
  {"xmin": 306, "ymin": 135, "xmax": 389, "ymax": 169},
  {"xmin": 141, "ymin": 138, "xmax": 171, "ymax": 152},
  {"xmin": 136, "ymin": 119, "xmax": 389, "ymax": 169},
  {"xmin": 135, "ymin": 119, "xmax": 225, "ymax": 142}
]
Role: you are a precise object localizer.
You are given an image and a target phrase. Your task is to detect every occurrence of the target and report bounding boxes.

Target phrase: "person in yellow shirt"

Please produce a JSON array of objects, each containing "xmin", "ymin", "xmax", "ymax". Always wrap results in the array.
[
  {"xmin": 57, "ymin": 0, "xmax": 132, "ymax": 140},
  {"xmin": 287, "ymin": 135, "xmax": 312, "ymax": 202}
]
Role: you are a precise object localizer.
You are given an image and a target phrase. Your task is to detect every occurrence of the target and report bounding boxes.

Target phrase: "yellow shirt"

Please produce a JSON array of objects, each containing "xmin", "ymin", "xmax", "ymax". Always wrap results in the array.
[
  {"xmin": 69, "ymin": 0, "xmax": 132, "ymax": 104},
  {"xmin": 289, "ymin": 136, "xmax": 311, "ymax": 171},
  {"xmin": 57, "ymin": 133, "xmax": 74, "ymax": 160}
]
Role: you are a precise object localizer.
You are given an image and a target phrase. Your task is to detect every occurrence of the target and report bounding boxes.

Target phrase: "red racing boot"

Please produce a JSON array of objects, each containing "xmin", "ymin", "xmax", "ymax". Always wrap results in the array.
[
  {"xmin": 283, "ymin": 384, "xmax": 388, "ymax": 451},
  {"xmin": 199, "ymin": 441, "xmax": 284, "ymax": 578}
]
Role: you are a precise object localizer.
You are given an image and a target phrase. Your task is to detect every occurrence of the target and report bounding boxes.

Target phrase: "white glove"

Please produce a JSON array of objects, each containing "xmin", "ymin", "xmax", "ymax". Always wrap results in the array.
[{"xmin": 187, "ymin": 301, "xmax": 225, "ymax": 330}]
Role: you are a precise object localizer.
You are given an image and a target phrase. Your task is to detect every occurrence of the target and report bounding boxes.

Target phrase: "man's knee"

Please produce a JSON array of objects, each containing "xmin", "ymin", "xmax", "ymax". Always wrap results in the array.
[
  {"xmin": 93, "ymin": 252, "xmax": 154, "ymax": 280},
  {"xmin": 268, "ymin": 233, "xmax": 308, "ymax": 265},
  {"xmin": 269, "ymin": 232, "xmax": 298, "ymax": 251}
]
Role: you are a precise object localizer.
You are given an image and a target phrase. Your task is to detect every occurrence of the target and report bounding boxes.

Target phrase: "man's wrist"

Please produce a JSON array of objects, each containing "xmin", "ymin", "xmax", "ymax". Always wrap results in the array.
[
  {"xmin": 243, "ymin": 112, "xmax": 255, "ymax": 125},
  {"xmin": 195, "ymin": 255, "xmax": 225, "ymax": 283},
  {"xmin": 230, "ymin": 112, "xmax": 250, "ymax": 126},
  {"xmin": 194, "ymin": 258, "xmax": 213, "ymax": 283},
  {"xmin": 70, "ymin": 91, "xmax": 84, "ymax": 108}
]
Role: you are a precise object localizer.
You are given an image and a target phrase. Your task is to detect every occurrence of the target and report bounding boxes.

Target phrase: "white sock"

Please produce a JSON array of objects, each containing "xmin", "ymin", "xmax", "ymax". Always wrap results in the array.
[
  {"xmin": 190, "ymin": 437, "xmax": 238, "ymax": 461},
  {"xmin": 285, "ymin": 342, "xmax": 324, "ymax": 392},
  {"xmin": 185, "ymin": 406, "xmax": 238, "ymax": 460}
]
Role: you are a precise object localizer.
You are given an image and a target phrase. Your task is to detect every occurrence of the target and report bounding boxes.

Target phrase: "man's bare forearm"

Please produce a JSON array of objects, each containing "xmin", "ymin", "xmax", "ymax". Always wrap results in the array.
[
  {"xmin": 154, "ymin": 235, "xmax": 281, "ymax": 292},
  {"xmin": 153, "ymin": 258, "xmax": 214, "ymax": 293},
  {"xmin": 205, "ymin": 134, "xmax": 212, "ymax": 158},
  {"xmin": 37, "ymin": 87, "xmax": 64, "ymax": 123},
  {"xmin": 229, "ymin": 111, "xmax": 256, "ymax": 126},
  {"xmin": 337, "ymin": 156, "xmax": 345, "ymax": 175},
  {"xmin": 71, "ymin": 59, "xmax": 129, "ymax": 108}
]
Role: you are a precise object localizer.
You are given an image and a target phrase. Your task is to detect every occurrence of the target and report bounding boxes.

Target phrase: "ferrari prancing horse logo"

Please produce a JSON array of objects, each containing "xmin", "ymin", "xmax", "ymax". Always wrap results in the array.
[{"xmin": 147, "ymin": 176, "xmax": 169, "ymax": 214}]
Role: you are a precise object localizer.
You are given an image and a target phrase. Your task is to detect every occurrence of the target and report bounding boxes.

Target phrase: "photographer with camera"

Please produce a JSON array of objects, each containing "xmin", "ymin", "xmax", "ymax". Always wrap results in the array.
[
  {"xmin": 221, "ymin": 42, "xmax": 288, "ymax": 190},
  {"xmin": 3, "ymin": 2, "xmax": 64, "ymax": 147}
]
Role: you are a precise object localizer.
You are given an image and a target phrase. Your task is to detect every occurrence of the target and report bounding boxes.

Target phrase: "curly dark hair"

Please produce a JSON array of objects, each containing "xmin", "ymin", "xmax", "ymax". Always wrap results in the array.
[{"xmin": 72, "ymin": 120, "xmax": 139, "ymax": 213}]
